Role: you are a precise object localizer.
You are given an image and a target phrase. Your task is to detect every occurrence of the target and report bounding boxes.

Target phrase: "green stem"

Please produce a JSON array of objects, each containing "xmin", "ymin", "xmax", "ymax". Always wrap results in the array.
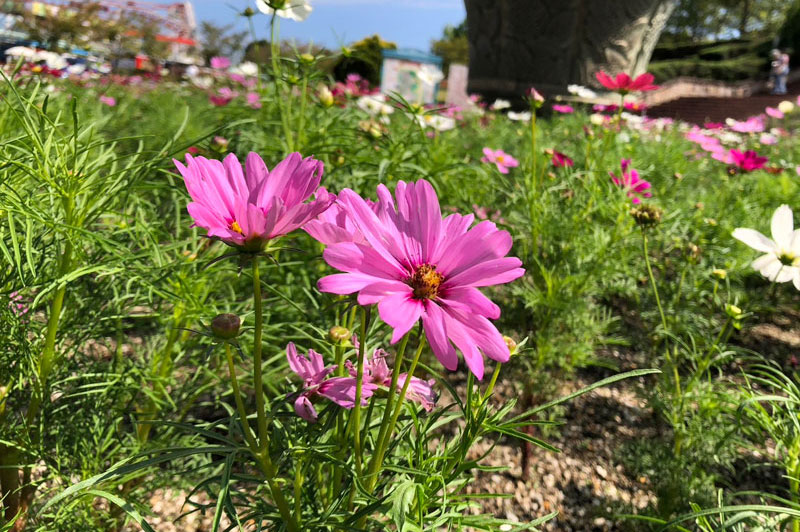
[
  {"xmin": 352, "ymin": 308, "xmax": 369, "ymax": 477},
  {"xmin": 642, "ymin": 230, "xmax": 668, "ymax": 335},
  {"xmin": 225, "ymin": 343, "xmax": 259, "ymax": 452},
  {"xmin": 270, "ymin": 14, "xmax": 294, "ymax": 151},
  {"xmin": 251, "ymin": 258, "xmax": 269, "ymax": 450},
  {"xmin": 481, "ymin": 362, "xmax": 503, "ymax": 403}
]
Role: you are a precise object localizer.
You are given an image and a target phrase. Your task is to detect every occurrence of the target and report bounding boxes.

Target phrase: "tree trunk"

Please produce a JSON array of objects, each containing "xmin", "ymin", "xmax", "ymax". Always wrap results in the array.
[{"xmin": 464, "ymin": 0, "xmax": 678, "ymax": 98}]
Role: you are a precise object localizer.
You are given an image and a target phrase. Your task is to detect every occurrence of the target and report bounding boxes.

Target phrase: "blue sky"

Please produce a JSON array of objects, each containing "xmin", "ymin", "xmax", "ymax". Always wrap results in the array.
[{"xmin": 191, "ymin": 0, "xmax": 465, "ymax": 51}]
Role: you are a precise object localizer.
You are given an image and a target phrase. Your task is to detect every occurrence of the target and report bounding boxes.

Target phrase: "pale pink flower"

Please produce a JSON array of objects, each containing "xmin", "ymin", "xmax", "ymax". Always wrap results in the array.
[
  {"xmin": 210, "ymin": 56, "xmax": 231, "ymax": 70},
  {"xmin": 173, "ymin": 152, "xmax": 334, "ymax": 251},
  {"xmin": 346, "ymin": 348, "xmax": 437, "ymax": 411},
  {"xmin": 304, "ymin": 188, "xmax": 378, "ymax": 246},
  {"xmin": 760, "ymin": 133, "xmax": 778, "ymax": 145},
  {"xmin": 610, "ymin": 159, "xmax": 652, "ymax": 204},
  {"xmin": 481, "ymin": 148, "xmax": 519, "ymax": 174},
  {"xmin": 246, "ymin": 92, "xmax": 262, "ymax": 109},
  {"xmin": 99, "ymin": 95, "xmax": 116, "ymax": 107},
  {"xmin": 728, "ymin": 116, "xmax": 765, "ymax": 133},
  {"xmin": 287, "ymin": 342, "xmax": 376, "ymax": 422},
  {"xmin": 315, "ymin": 180, "xmax": 525, "ymax": 379},
  {"xmin": 766, "ymin": 107, "xmax": 784, "ymax": 119}
]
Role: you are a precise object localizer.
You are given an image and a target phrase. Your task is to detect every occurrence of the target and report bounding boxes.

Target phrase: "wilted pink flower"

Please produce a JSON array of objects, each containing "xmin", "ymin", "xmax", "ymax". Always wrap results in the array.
[
  {"xmin": 210, "ymin": 56, "xmax": 231, "ymax": 70},
  {"xmin": 595, "ymin": 71, "xmax": 659, "ymax": 93},
  {"xmin": 174, "ymin": 151, "xmax": 334, "ymax": 251},
  {"xmin": 346, "ymin": 348, "xmax": 436, "ymax": 411},
  {"xmin": 729, "ymin": 149, "xmax": 768, "ymax": 172},
  {"xmin": 316, "ymin": 180, "xmax": 525, "ymax": 379},
  {"xmin": 552, "ymin": 104, "xmax": 574, "ymax": 114},
  {"xmin": 481, "ymin": 148, "xmax": 519, "ymax": 174},
  {"xmin": 210, "ymin": 87, "xmax": 237, "ymax": 106},
  {"xmin": 593, "ymin": 103, "xmax": 618, "ymax": 113},
  {"xmin": 766, "ymin": 107, "xmax": 784, "ymax": 119},
  {"xmin": 246, "ymin": 92, "xmax": 262, "ymax": 109},
  {"xmin": 527, "ymin": 87, "xmax": 544, "ymax": 104},
  {"xmin": 99, "ymin": 95, "xmax": 116, "ymax": 107},
  {"xmin": 610, "ymin": 159, "xmax": 652, "ymax": 204},
  {"xmin": 546, "ymin": 149, "xmax": 574, "ymax": 167},
  {"xmin": 287, "ymin": 342, "xmax": 377, "ymax": 422}
]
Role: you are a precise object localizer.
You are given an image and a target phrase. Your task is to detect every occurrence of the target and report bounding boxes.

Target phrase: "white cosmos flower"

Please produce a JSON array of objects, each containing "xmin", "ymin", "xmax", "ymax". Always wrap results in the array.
[
  {"xmin": 417, "ymin": 64, "xmax": 444, "ymax": 85},
  {"xmin": 256, "ymin": 0, "xmax": 312, "ymax": 21},
  {"xmin": 732, "ymin": 204, "xmax": 800, "ymax": 290},
  {"xmin": 507, "ymin": 111, "xmax": 531, "ymax": 122},
  {"xmin": 567, "ymin": 84, "xmax": 597, "ymax": 99},
  {"xmin": 416, "ymin": 113, "xmax": 455, "ymax": 131},
  {"xmin": 357, "ymin": 94, "xmax": 393, "ymax": 116},
  {"xmin": 233, "ymin": 61, "xmax": 259, "ymax": 77},
  {"xmin": 490, "ymin": 99, "xmax": 510, "ymax": 111}
]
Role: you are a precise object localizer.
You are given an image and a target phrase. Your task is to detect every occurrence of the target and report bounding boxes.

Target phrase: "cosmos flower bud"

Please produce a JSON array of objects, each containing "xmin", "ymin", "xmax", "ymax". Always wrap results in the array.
[
  {"xmin": 503, "ymin": 336, "xmax": 518, "ymax": 355},
  {"xmin": 299, "ymin": 53, "xmax": 315, "ymax": 65},
  {"xmin": 725, "ymin": 304, "xmax": 743, "ymax": 319},
  {"xmin": 629, "ymin": 204, "xmax": 662, "ymax": 228},
  {"xmin": 712, "ymin": 268, "xmax": 727, "ymax": 280},
  {"xmin": 211, "ymin": 313, "xmax": 241, "ymax": 340},
  {"xmin": 329, "ymin": 326, "xmax": 351, "ymax": 344},
  {"xmin": 318, "ymin": 85, "xmax": 334, "ymax": 107}
]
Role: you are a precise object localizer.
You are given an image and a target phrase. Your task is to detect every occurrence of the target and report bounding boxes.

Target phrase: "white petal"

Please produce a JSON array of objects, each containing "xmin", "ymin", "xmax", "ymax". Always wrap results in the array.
[
  {"xmin": 793, "ymin": 271, "xmax": 800, "ymax": 291},
  {"xmin": 791, "ymin": 230, "xmax": 800, "ymax": 255},
  {"xmin": 771, "ymin": 204, "xmax": 795, "ymax": 251},
  {"xmin": 732, "ymin": 228, "xmax": 777, "ymax": 253},
  {"xmin": 287, "ymin": 1, "xmax": 312, "ymax": 20},
  {"xmin": 752, "ymin": 253, "xmax": 777, "ymax": 272},
  {"xmin": 255, "ymin": 0, "xmax": 273, "ymax": 14}
]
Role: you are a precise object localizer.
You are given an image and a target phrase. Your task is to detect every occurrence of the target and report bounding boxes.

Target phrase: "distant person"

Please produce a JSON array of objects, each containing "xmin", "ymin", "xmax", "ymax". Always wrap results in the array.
[{"xmin": 771, "ymin": 49, "xmax": 790, "ymax": 95}]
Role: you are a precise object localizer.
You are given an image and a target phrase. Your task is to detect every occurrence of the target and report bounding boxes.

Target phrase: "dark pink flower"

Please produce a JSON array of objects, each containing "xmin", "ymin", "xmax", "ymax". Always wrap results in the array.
[
  {"xmin": 315, "ymin": 180, "xmax": 525, "ymax": 380},
  {"xmin": 481, "ymin": 148, "xmax": 519, "ymax": 174},
  {"xmin": 304, "ymin": 188, "xmax": 378, "ymax": 245},
  {"xmin": 174, "ymin": 152, "xmax": 334, "ymax": 251},
  {"xmin": 546, "ymin": 149, "xmax": 574, "ymax": 168},
  {"xmin": 246, "ymin": 92, "xmax": 262, "ymax": 109},
  {"xmin": 595, "ymin": 71, "xmax": 659, "ymax": 94},
  {"xmin": 287, "ymin": 342, "xmax": 377, "ymax": 422},
  {"xmin": 552, "ymin": 104, "xmax": 574, "ymax": 114},
  {"xmin": 610, "ymin": 159, "xmax": 652, "ymax": 204},
  {"xmin": 728, "ymin": 149, "xmax": 768, "ymax": 172},
  {"xmin": 704, "ymin": 122, "xmax": 725, "ymax": 130}
]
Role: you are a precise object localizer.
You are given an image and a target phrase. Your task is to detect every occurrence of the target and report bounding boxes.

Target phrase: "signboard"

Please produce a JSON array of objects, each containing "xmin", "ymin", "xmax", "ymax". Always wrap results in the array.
[{"xmin": 380, "ymin": 49, "xmax": 443, "ymax": 105}]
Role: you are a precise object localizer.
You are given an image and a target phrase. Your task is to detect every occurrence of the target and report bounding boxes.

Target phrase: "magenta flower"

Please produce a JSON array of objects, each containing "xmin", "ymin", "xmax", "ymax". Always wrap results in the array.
[
  {"xmin": 210, "ymin": 56, "xmax": 231, "ymax": 70},
  {"xmin": 99, "ymin": 95, "xmax": 116, "ymax": 107},
  {"xmin": 481, "ymin": 148, "xmax": 519, "ymax": 174},
  {"xmin": 552, "ymin": 104, "xmax": 574, "ymax": 114},
  {"xmin": 546, "ymin": 149, "xmax": 574, "ymax": 168},
  {"xmin": 610, "ymin": 159, "xmax": 652, "ymax": 204},
  {"xmin": 315, "ymin": 180, "xmax": 525, "ymax": 380},
  {"xmin": 729, "ymin": 149, "xmax": 768, "ymax": 172},
  {"xmin": 704, "ymin": 122, "xmax": 725, "ymax": 130},
  {"xmin": 8, "ymin": 291, "xmax": 29, "ymax": 317},
  {"xmin": 346, "ymin": 348, "xmax": 437, "ymax": 411},
  {"xmin": 593, "ymin": 104, "xmax": 618, "ymax": 113},
  {"xmin": 174, "ymin": 152, "xmax": 334, "ymax": 251},
  {"xmin": 287, "ymin": 342, "xmax": 376, "ymax": 422},
  {"xmin": 595, "ymin": 71, "xmax": 659, "ymax": 94},
  {"xmin": 304, "ymin": 189, "xmax": 380, "ymax": 246}
]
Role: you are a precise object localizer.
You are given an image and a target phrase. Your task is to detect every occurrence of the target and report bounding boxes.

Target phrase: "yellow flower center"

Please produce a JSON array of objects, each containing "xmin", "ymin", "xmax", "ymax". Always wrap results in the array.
[
  {"xmin": 231, "ymin": 221, "xmax": 244, "ymax": 234},
  {"xmin": 496, "ymin": 155, "xmax": 504, "ymax": 163},
  {"xmin": 408, "ymin": 264, "xmax": 444, "ymax": 300},
  {"xmin": 779, "ymin": 252, "xmax": 800, "ymax": 267}
]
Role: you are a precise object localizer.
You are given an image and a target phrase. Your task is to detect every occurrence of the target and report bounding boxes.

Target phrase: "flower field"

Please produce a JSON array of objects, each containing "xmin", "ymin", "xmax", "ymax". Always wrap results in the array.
[{"xmin": 3, "ymin": 46, "xmax": 800, "ymax": 532}]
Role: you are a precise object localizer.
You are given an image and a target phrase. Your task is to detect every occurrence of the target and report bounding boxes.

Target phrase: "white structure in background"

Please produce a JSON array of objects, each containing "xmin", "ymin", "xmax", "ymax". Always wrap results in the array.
[
  {"xmin": 445, "ymin": 64, "xmax": 470, "ymax": 108},
  {"xmin": 380, "ymin": 49, "xmax": 444, "ymax": 105}
]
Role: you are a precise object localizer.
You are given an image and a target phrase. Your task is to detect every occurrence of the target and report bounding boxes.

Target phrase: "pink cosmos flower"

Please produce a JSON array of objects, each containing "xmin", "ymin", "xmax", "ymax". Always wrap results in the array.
[
  {"xmin": 8, "ymin": 291, "xmax": 29, "ymax": 317},
  {"xmin": 610, "ymin": 159, "xmax": 652, "ymax": 204},
  {"xmin": 210, "ymin": 88, "xmax": 236, "ymax": 107},
  {"xmin": 760, "ymin": 133, "xmax": 778, "ymax": 145},
  {"xmin": 481, "ymin": 148, "xmax": 519, "ymax": 174},
  {"xmin": 546, "ymin": 149, "xmax": 574, "ymax": 168},
  {"xmin": 246, "ymin": 92, "xmax": 262, "ymax": 109},
  {"xmin": 345, "ymin": 348, "xmax": 437, "ymax": 411},
  {"xmin": 315, "ymin": 180, "xmax": 525, "ymax": 379},
  {"xmin": 174, "ymin": 152, "xmax": 334, "ymax": 251},
  {"xmin": 766, "ymin": 107, "xmax": 784, "ymax": 119},
  {"xmin": 704, "ymin": 122, "xmax": 725, "ymax": 130},
  {"xmin": 729, "ymin": 149, "xmax": 768, "ymax": 172},
  {"xmin": 595, "ymin": 71, "xmax": 659, "ymax": 93},
  {"xmin": 624, "ymin": 101, "xmax": 647, "ymax": 113},
  {"xmin": 99, "ymin": 95, "xmax": 116, "ymax": 107},
  {"xmin": 593, "ymin": 104, "xmax": 618, "ymax": 113},
  {"xmin": 287, "ymin": 342, "xmax": 376, "ymax": 422},
  {"xmin": 527, "ymin": 87, "xmax": 544, "ymax": 105},
  {"xmin": 210, "ymin": 56, "xmax": 231, "ymax": 70},
  {"xmin": 552, "ymin": 104, "xmax": 574, "ymax": 114},
  {"xmin": 729, "ymin": 116, "xmax": 765, "ymax": 133},
  {"xmin": 304, "ymin": 188, "xmax": 380, "ymax": 245}
]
